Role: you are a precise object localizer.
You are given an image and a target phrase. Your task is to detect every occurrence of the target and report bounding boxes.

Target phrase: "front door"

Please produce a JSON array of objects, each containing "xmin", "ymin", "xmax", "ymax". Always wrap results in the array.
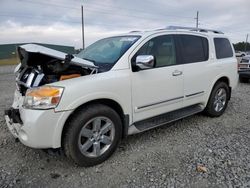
[{"xmin": 131, "ymin": 35, "xmax": 184, "ymax": 122}]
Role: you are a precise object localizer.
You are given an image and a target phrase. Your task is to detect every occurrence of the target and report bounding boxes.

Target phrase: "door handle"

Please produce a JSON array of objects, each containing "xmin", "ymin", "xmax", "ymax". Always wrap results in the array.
[{"xmin": 172, "ymin": 70, "xmax": 182, "ymax": 76}]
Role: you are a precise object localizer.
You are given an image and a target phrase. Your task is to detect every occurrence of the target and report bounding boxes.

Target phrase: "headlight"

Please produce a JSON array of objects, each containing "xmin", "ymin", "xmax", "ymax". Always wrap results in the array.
[{"xmin": 23, "ymin": 86, "xmax": 64, "ymax": 109}]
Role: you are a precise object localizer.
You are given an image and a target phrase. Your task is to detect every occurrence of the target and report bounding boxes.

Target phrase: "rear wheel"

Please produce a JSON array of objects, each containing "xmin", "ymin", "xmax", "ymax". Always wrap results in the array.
[
  {"xmin": 204, "ymin": 82, "xmax": 229, "ymax": 117},
  {"xmin": 63, "ymin": 104, "xmax": 122, "ymax": 166}
]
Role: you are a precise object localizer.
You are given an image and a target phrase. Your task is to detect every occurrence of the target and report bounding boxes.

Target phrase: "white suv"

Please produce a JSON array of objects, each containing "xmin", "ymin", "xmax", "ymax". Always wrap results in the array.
[{"xmin": 5, "ymin": 26, "xmax": 238, "ymax": 166}]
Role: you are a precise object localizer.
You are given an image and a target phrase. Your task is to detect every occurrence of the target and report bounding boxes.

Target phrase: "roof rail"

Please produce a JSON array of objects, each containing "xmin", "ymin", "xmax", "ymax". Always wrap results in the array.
[
  {"xmin": 129, "ymin": 30, "xmax": 141, "ymax": 33},
  {"xmin": 166, "ymin": 26, "xmax": 224, "ymax": 34}
]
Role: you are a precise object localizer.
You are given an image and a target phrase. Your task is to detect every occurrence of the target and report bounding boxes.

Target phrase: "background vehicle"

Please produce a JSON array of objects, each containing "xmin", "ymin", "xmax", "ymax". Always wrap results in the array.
[
  {"xmin": 5, "ymin": 26, "xmax": 238, "ymax": 166},
  {"xmin": 238, "ymin": 55, "xmax": 250, "ymax": 82},
  {"xmin": 235, "ymin": 51, "xmax": 247, "ymax": 57}
]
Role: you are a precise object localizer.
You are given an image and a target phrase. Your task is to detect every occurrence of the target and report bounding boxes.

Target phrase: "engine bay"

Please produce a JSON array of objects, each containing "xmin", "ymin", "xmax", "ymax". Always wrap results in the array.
[{"xmin": 16, "ymin": 44, "xmax": 96, "ymax": 95}]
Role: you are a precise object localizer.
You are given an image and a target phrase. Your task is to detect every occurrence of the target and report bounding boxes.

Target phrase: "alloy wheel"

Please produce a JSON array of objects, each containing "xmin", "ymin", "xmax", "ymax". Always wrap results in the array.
[{"xmin": 78, "ymin": 117, "xmax": 115, "ymax": 158}]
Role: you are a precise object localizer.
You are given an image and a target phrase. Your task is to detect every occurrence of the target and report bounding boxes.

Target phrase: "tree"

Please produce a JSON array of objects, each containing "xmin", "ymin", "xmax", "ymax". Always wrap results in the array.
[{"xmin": 233, "ymin": 42, "xmax": 250, "ymax": 52}]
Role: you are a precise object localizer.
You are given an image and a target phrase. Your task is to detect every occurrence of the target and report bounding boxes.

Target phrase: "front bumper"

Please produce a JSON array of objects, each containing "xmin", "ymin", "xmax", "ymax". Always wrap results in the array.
[
  {"xmin": 5, "ymin": 110, "xmax": 21, "ymax": 138},
  {"xmin": 5, "ymin": 106, "xmax": 72, "ymax": 149}
]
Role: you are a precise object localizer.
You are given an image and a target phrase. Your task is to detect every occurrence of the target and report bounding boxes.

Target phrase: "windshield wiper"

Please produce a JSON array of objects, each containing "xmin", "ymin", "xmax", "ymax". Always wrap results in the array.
[{"xmin": 82, "ymin": 58, "xmax": 99, "ymax": 72}]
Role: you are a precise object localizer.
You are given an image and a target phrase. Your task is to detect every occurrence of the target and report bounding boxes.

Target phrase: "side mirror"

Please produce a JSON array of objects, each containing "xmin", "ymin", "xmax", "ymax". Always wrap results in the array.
[{"xmin": 136, "ymin": 55, "xmax": 155, "ymax": 69}]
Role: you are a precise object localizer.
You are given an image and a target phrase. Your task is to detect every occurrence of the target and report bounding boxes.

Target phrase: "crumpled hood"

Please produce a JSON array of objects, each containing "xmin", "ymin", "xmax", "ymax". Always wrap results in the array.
[{"xmin": 18, "ymin": 44, "xmax": 97, "ymax": 69}]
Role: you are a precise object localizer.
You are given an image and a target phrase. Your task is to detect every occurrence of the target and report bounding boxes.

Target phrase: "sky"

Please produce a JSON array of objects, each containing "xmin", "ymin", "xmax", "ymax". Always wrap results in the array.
[{"xmin": 0, "ymin": 0, "xmax": 249, "ymax": 49}]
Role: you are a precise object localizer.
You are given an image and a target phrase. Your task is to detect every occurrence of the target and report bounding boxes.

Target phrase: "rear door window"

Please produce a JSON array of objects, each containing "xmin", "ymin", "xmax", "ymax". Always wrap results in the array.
[
  {"xmin": 178, "ymin": 35, "xmax": 209, "ymax": 64},
  {"xmin": 214, "ymin": 38, "xmax": 233, "ymax": 59}
]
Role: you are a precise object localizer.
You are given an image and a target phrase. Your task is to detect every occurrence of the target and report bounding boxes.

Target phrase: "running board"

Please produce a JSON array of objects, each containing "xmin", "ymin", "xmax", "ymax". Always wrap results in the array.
[{"xmin": 128, "ymin": 104, "xmax": 203, "ymax": 135}]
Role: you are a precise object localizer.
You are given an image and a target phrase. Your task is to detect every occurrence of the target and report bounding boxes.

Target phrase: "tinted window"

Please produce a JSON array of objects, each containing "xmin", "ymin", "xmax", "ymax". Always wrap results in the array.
[
  {"xmin": 135, "ymin": 35, "xmax": 176, "ymax": 67},
  {"xmin": 214, "ymin": 38, "xmax": 233, "ymax": 59},
  {"xmin": 179, "ymin": 35, "xmax": 209, "ymax": 63}
]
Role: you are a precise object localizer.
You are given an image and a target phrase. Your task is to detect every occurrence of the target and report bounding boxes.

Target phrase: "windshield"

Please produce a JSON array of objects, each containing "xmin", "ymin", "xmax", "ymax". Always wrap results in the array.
[{"xmin": 76, "ymin": 36, "xmax": 140, "ymax": 72}]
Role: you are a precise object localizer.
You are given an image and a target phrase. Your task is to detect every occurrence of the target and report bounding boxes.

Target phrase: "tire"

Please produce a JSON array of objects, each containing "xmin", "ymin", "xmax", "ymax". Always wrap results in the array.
[
  {"xmin": 239, "ymin": 77, "xmax": 249, "ymax": 83},
  {"xmin": 204, "ymin": 82, "xmax": 229, "ymax": 117},
  {"xmin": 63, "ymin": 104, "xmax": 122, "ymax": 167}
]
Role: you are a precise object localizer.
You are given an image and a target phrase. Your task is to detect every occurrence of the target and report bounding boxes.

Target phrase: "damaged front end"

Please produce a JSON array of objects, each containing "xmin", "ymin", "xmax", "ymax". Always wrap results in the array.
[{"xmin": 15, "ymin": 44, "xmax": 97, "ymax": 95}]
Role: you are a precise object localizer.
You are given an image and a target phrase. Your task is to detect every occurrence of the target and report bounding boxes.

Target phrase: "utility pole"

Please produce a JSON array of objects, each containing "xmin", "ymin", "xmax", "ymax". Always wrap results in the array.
[
  {"xmin": 81, "ymin": 5, "xmax": 85, "ymax": 49},
  {"xmin": 244, "ymin": 34, "xmax": 249, "ymax": 52},
  {"xmin": 195, "ymin": 11, "xmax": 199, "ymax": 28}
]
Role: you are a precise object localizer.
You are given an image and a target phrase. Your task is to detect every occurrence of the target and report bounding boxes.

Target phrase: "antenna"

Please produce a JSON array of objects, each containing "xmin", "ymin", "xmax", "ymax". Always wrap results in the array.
[
  {"xmin": 81, "ymin": 5, "xmax": 85, "ymax": 49},
  {"xmin": 195, "ymin": 11, "xmax": 199, "ymax": 28}
]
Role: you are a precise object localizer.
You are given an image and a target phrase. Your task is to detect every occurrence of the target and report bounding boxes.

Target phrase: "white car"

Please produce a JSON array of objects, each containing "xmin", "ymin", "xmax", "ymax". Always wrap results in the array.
[
  {"xmin": 238, "ymin": 55, "xmax": 250, "ymax": 82},
  {"xmin": 5, "ymin": 26, "xmax": 238, "ymax": 166},
  {"xmin": 235, "ymin": 51, "xmax": 246, "ymax": 57}
]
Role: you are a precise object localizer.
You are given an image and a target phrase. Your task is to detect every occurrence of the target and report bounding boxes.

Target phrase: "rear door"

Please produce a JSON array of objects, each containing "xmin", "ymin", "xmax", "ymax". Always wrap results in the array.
[{"xmin": 176, "ymin": 34, "xmax": 211, "ymax": 107}]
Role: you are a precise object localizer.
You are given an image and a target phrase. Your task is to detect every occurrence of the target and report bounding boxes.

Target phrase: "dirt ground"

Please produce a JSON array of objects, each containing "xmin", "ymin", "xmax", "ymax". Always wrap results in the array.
[{"xmin": 0, "ymin": 58, "xmax": 18, "ymax": 66}]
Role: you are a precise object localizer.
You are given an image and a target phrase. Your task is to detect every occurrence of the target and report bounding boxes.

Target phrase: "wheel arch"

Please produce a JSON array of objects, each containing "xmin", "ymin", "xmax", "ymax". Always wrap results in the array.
[
  {"xmin": 207, "ymin": 76, "xmax": 231, "ymax": 105},
  {"xmin": 203, "ymin": 76, "xmax": 231, "ymax": 117},
  {"xmin": 213, "ymin": 76, "xmax": 231, "ymax": 100},
  {"xmin": 61, "ymin": 98, "xmax": 129, "ymax": 147}
]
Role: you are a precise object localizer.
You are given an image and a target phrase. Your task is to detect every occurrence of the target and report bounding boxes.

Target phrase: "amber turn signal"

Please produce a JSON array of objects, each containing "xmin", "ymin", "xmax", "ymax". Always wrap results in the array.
[{"xmin": 60, "ymin": 74, "xmax": 81, "ymax": 81}]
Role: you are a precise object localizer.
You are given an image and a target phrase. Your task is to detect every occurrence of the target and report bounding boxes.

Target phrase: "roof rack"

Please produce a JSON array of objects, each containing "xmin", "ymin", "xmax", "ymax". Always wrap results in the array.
[
  {"xmin": 165, "ymin": 26, "xmax": 224, "ymax": 34},
  {"xmin": 129, "ymin": 30, "xmax": 141, "ymax": 33}
]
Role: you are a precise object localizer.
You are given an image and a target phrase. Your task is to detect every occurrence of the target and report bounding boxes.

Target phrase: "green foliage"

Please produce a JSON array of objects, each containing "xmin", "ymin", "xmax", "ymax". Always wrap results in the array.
[{"xmin": 233, "ymin": 42, "xmax": 250, "ymax": 51}]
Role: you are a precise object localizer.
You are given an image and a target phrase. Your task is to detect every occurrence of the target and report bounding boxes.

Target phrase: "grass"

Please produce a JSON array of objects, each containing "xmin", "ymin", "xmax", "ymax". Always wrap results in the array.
[{"xmin": 0, "ymin": 58, "xmax": 19, "ymax": 66}]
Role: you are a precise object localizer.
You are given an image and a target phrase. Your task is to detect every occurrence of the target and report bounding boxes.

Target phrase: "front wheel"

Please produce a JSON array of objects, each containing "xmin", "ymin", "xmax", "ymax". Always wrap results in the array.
[
  {"xmin": 63, "ymin": 104, "xmax": 122, "ymax": 166},
  {"xmin": 204, "ymin": 82, "xmax": 229, "ymax": 117}
]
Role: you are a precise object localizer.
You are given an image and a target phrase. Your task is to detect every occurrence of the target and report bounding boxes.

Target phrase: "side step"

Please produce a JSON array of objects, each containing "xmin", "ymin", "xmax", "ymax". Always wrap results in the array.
[{"xmin": 128, "ymin": 104, "xmax": 203, "ymax": 135}]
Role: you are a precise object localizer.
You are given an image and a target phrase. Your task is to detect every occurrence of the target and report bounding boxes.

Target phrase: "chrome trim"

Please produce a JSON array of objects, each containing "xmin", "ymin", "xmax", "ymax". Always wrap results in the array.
[
  {"xmin": 26, "ymin": 72, "xmax": 35, "ymax": 88},
  {"xmin": 16, "ymin": 80, "xmax": 30, "ymax": 88},
  {"xmin": 172, "ymin": 70, "xmax": 183, "ymax": 76},
  {"xmin": 185, "ymin": 91, "xmax": 204, "ymax": 98},
  {"xmin": 213, "ymin": 88, "xmax": 227, "ymax": 112},
  {"xmin": 33, "ymin": 73, "xmax": 44, "ymax": 87},
  {"xmin": 166, "ymin": 26, "xmax": 224, "ymax": 34},
  {"xmin": 137, "ymin": 96, "xmax": 184, "ymax": 110},
  {"xmin": 16, "ymin": 67, "xmax": 27, "ymax": 81},
  {"xmin": 78, "ymin": 116, "xmax": 115, "ymax": 158},
  {"xmin": 136, "ymin": 55, "xmax": 155, "ymax": 69}
]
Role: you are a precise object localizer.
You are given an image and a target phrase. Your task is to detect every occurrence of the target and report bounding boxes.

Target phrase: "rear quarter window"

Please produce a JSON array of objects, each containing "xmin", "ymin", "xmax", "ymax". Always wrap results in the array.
[{"xmin": 214, "ymin": 38, "xmax": 233, "ymax": 59}]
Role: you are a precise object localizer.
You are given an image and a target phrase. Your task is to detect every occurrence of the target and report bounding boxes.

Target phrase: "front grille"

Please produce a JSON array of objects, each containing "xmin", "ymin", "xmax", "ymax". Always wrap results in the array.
[{"xmin": 16, "ymin": 67, "xmax": 44, "ymax": 95}]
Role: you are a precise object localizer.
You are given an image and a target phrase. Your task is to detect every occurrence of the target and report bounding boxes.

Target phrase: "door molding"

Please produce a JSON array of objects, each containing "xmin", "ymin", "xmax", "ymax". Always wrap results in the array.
[{"xmin": 136, "ymin": 96, "xmax": 184, "ymax": 111}]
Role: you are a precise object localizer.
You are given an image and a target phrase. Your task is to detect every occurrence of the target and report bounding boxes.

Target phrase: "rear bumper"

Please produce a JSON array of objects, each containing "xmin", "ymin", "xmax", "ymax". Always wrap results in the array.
[
  {"xmin": 4, "ymin": 107, "xmax": 72, "ymax": 149},
  {"xmin": 238, "ymin": 70, "xmax": 250, "ymax": 78}
]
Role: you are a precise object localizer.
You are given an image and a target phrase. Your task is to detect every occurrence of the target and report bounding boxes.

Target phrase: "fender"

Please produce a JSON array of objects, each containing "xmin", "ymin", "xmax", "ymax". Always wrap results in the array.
[
  {"xmin": 52, "ymin": 94, "xmax": 130, "ymax": 148},
  {"xmin": 203, "ymin": 74, "xmax": 230, "ymax": 107}
]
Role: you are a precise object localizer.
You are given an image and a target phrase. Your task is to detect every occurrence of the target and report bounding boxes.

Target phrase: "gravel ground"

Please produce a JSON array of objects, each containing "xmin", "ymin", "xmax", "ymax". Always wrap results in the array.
[
  {"xmin": 0, "ymin": 65, "xmax": 15, "ymax": 75},
  {"xmin": 0, "ymin": 66, "xmax": 250, "ymax": 188}
]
